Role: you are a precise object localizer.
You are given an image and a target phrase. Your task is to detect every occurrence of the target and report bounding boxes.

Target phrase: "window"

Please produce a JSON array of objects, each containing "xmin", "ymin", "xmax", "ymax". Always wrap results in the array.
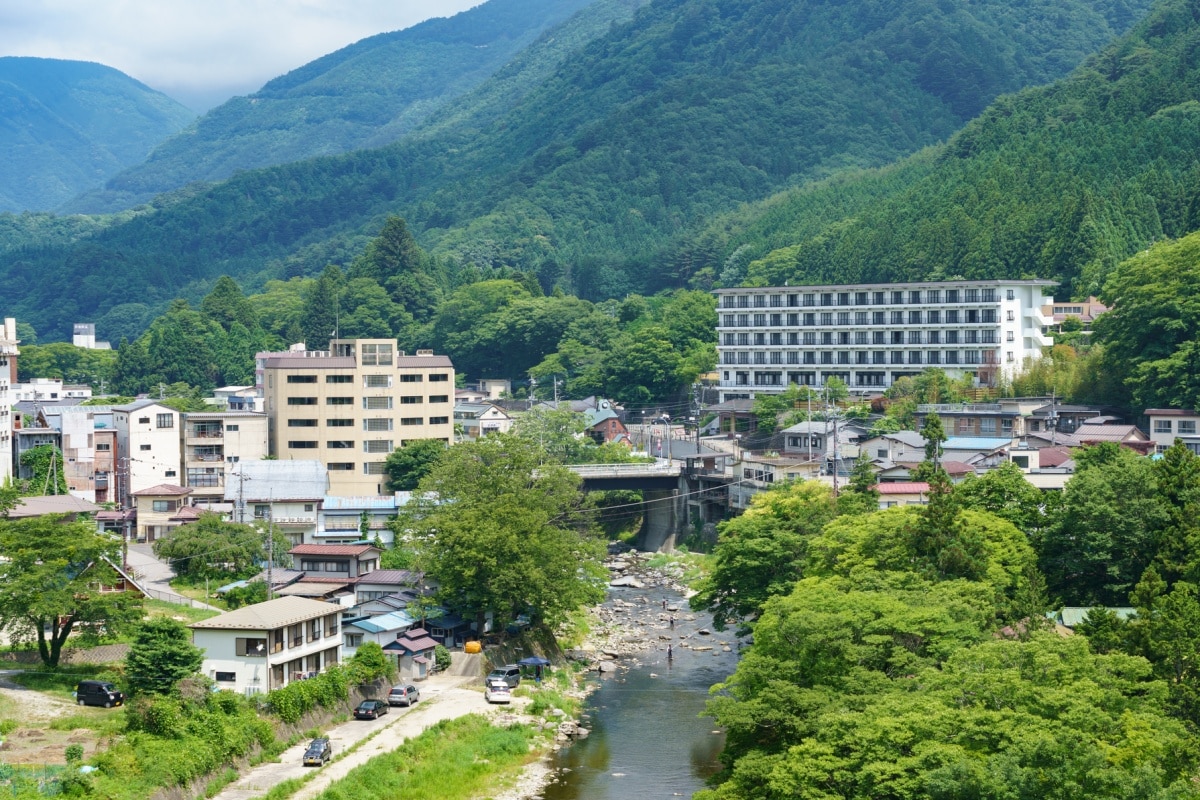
[
  {"xmin": 429, "ymin": 416, "xmax": 449, "ymax": 425},
  {"xmin": 982, "ymin": 288, "xmax": 995, "ymax": 302},
  {"xmin": 400, "ymin": 374, "xmax": 422, "ymax": 383},
  {"xmin": 327, "ymin": 418, "xmax": 354, "ymax": 427},
  {"xmin": 981, "ymin": 418, "xmax": 997, "ymax": 434},
  {"xmin": 1006, "ymin": 351, "xmax": 1015, "ymax": 362},
  {"xmin": 254, "ymin": 504, "xmax": 269, "ymax": 518},
  {"xmin": 1179, "ymin": 421, "xmax": 1197, "ymax": 435},
  {"xmin": 327, "ymin": 375, "xmax": 353, "ymax": 383},
  {"xmin": 364, "ymin": 462, "xmax": 387, "ymax": 474},
  {"xmin": 138, "ymin": 416, "xmax": 150, "ymax": 424},
  {"xmin": 364, "ymin": 418, "xmax": 393, "ymax": 431},
  {"xmin": 400, "ymin": 396, "xmax": 422, "ymax": 404},
  {"xmin": 927, "ymin": 290, "xmax": 941, "ymax": 304},
  {"xmin": 364, "ymin": 440, "xmax": 393, "ymax": 453},
  {"xmin": 287, "ymin": 375, "xmax": 317, "ymax": 383},
  {"xmin": 1155, "ymin": 420, "xmax": 1173, "ymax": 433},
  {"xmin": 1007, "ymin": 310, "xmax": 1016, "ymax": 321},
  {"xmin": 946, "ymin": 310, "xmax": 959, "ymax": 323},
  {"xmin": 364, "ymin": 375, "xmax": 391, "ymax": 388},
  {"xmin": 235, "ymin": 638, "xmax": 267, "ymax": 657},
  {"xmin": 152, "ymin": 500, "xmax": 174, "ymax": 512},
  {"xmin": 288, "ymin": 397, "xmax": 317, "ymax": 405},
  {"xmin": 96, "ymin": 443, "xmax": 111, "ymax": 451},
  {"xmin": 429, "ymin": 374, "xmax": 449, "ymax": 382},
  {"xmin": 429, "ymin": 395, "xmax": 449, "ymax": 403},
  {"xmin": 215, "ymin": 672, "xmax": 236, "ymax": 682},
  {"xmin": 1006, "ymin": 331, "xmax": 1015, "ymax": 342},
  {"xmin": 873, "ymin": 311, "xmax": 885, "ymax": 325},
  {"xmin": 401, "ymin": 418, "xmax": 424, "ymax": 426},
  {"xmin": 153, "ymin": 413, "xmax": 173, "ymax": 429},
  {"xmin": 140, "ymin": 444, "xmax": 152, "ymax": 451},
  {"xmin": 363, "ymin": 396, "xmax": 392, "ymax": 410},
  {"xmin": 946, "ymin": 290, "xmax": 960, "ymax": 303},
  {"xmin": 328, "ymin": 397, "xmax": 354, "ymax": 406},
  {"xmin": 288, "ymin": 419, "xmax": 317, "ymax": 427},
  {"xmin": 1007, "ymin": 289, "xmax": 1015, "ymax": 300},
  {"xmin": 288, "ymin": 441, "xmax": 318, "ymax": 449},
  {"xmin": 927, "ymin": 310, "xmax": 940, "ymax": 324},
  {"xmin": 226, "ymin": 424, "xmax": 239, "ymax": 432},
  {"xmin": 361, "ymin": 343, "xmax": 393, "ymax": 366},
  {"xmin": 328, "ymin": 462, "xmax": 354, "ymax": 471},
  {"xmin": 327, "ymin": 441, "xmax": 354, "ymax": 449}
]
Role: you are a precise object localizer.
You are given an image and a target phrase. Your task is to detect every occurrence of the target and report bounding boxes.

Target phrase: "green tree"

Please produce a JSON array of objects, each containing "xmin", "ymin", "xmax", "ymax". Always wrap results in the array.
[
  {"xmin": 200, "ymin": 276, "xmax": 257, "ymax": 331},
  {"xmin": 837, "ymin": 452, "xmax": 879, "ymax": 515},
  {"xmin": 300, "ymin": 265, "xmax": 344, "ymax": 349},
  {"xmin": 911, "ymin": 471, "xmax": 986, "ymax": 582},
  {"xmin": 153, "ymin": 513, "xmax": 287, "ymax": 579},
  {"xmin": 1151, "ymin": 439, "xmax": 1200, "ymax": 584},
  {"xmin": 955, "ymin": 461, "xmax": 1052, "ymax": 536},
  {"xmin": 402, "ymin": 435, "xmax": 605, "ymax": 634},
  {"xmin": 223, "ymin": 580, "xmax": 267, "ymax": 609},
  {"xmin": 690, "ymin": 480, "xmax": 838, "ymax": 631},
  {"xmin": 0, "ymin": 516, "xmax": 143, "ymax": 667},
  {"xmin": 383, "ymin": 439, "xmax": 447, "ymax": 491},
  {"xmin": 1038, "ymin": 447, "xmax": 1167, "ymax": 606},
  {"xmin": 124, "ymin": 618, "xmax": 204, "ymax": 696}
]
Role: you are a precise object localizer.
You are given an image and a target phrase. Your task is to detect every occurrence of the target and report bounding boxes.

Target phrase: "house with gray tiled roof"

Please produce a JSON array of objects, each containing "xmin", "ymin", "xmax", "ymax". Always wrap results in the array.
[{"xmin": 189, "ymin": 596, "xmax": 342, "ymax": 695}]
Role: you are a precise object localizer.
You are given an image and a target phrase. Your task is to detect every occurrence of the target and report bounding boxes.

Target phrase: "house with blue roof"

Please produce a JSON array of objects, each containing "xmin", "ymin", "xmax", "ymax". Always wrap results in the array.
[{"xmin": 342, "ymin": 609, "xmax": 416, "ymax": 660}]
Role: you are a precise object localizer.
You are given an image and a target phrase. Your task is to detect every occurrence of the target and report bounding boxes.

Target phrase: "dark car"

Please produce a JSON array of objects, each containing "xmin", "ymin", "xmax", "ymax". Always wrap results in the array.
[
  {"xmin": 387, "ymin": 684, "xmax": 421, "ymax": 707},
  {"xmin": 75, "ymin": 680, "xmax": 124, "ymax": 708},
  {"xmin": 486, "ymin": 665, "xmax": 521, "ymax": 688},
  {"xmin": 303, "ymin": 737, "xmax": 332, "ymax": 766},
  {"xmin": 354, "ymin": 699, "xmax": 388, "ymax": 720}
]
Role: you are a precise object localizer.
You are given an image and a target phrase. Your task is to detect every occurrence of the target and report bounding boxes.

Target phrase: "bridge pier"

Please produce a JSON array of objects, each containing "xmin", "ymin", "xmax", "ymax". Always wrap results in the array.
[{"xmin": 636, "ymin": 488, "xmax": 684, "ymax": 552}]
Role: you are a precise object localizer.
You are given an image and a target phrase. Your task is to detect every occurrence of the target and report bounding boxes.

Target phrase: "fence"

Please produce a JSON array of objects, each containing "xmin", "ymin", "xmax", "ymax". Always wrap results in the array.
[{"xmin": 0, "ymin": 763, "xmax": 66, "ymax": 796}]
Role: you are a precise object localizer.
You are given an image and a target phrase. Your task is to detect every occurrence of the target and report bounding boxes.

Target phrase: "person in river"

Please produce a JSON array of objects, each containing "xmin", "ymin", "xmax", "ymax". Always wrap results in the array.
[
  {"xmin": 669, "ymin": 616, "xmax": 675, "ymax": 629},
  {"xmin": 667, "ymin": 645, "xmax": 673, "ymax": 661}
]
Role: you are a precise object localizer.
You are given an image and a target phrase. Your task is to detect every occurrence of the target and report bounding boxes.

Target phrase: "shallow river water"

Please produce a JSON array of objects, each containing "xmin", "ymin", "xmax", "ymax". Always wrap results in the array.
[{"xmin": 536, "ymin": 589, "xmax": 742, "ymax": 800}]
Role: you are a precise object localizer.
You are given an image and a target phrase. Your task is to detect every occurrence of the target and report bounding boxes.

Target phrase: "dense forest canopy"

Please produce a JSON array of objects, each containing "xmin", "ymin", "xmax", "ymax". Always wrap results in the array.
[{"xmin": 0, "ymin": 0, "xmax": 1154, "ymax": 340}]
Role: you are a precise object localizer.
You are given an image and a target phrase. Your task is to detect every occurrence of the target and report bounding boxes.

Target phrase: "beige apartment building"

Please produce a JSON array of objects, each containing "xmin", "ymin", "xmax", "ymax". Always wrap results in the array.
[{"xmin": 261, "ymin": 340, "xmax": 454, "ymax": 496}]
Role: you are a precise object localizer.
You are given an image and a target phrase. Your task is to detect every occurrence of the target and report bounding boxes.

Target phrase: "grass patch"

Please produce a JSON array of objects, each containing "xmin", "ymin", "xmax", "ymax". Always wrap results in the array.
[
  {"xmin": 202, "ymin": 767, "xmax": 240, "ymax": 799},
  {"xmin": 556, "ymin": 606, "xmax": 592, "ymax": 650},
  {"xmin": 308, "ymin": 715, "xmax": 536, "ymax": 800},
  {"xmin": 48, "ymin": 711, "xmax": 126, "ymax": 735},
  {"xmin": 6, "ymin": 664, "xmax": 121, "ymax": 700},
  {"xmin": 143, "ymin": 598, "xmax": 222, "ymax": 623},
  {"xmin": 646, "ymin": 549, "xmax": 711, "ymax": 587}
]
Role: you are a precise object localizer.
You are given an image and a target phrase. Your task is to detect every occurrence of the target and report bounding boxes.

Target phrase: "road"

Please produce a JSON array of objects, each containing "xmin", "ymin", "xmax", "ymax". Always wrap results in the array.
[
  {"xmin": 125, "ymin": 542, "xmax": 220, "ymax": 610},
  {"xmin": 213, "ymin": 673, "xmax": 514, "ymax": 800}
]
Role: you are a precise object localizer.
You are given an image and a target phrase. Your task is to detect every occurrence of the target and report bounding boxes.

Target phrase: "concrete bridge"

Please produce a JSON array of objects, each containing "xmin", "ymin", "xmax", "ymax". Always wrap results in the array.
[{"xmin": 563, "ymin": 460, "xmax": 696, "ymax": 552}]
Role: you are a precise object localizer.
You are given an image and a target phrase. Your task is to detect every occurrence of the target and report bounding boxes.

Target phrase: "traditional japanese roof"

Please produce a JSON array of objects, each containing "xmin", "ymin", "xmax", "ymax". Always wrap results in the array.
[
  {"xmin": 189, "ymin": 596, "xmax": 339, "ymax": 630},
  {"xmin": 169, "ymin": 506, "xmax": 204, "ymax": 522},
  {"xmin": 289, "ymin": 543, "xmax": 379, "ymax": 557},
  {"xmin": 942, "ymin": 437, "xmax": 1011, "ymax": 451},
  {"xmin": 876, "ymin": 482, "xmax": 930, "ymax": 494},
  {"xmin": 132, "ymin": 484, "xmax": 192, "ymax": 497},
  {"xmin": 384, "ymin": 626, "xmax": 439, "ymax": 654},
  {"xmin": 1144, "ymin": 408, "xmax": 1200, "ymax": 416},
  {"xmin": 356, "ymin": 570, "xmax": 421, "ymax": 586},
  {"xmin": 1073, "ymin": 424, "xmax": 1148, "ymax": 442},
  {"xmin": 1055, "ymin": 607, "xmax": 1137, "ymax": 628},
  {"xmin": 7, "ymin": 494, "xmax": 102, "ymax": 518}
]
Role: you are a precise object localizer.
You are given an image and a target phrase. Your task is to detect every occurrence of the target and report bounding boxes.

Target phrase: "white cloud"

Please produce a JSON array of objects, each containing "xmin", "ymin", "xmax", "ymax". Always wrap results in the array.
[{"xmin": 0, "ymin": 1, "xmax": 482, "ymax": 109}]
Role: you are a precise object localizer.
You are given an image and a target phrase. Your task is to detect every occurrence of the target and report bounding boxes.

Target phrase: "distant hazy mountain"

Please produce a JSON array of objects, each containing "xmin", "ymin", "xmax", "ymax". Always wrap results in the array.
[
  {"xmin": 67, "ymin": 0, "xmax": 602, "ymax": 214},
  {"xmin": 0, "ymin": 57, "xmax": 194, "ymax": 212}
]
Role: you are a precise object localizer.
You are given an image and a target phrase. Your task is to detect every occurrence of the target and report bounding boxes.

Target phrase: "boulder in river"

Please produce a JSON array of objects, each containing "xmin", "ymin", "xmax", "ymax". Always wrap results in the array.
[{"xmin": 610, "ymin": 576, "xmax": 646, "ymax": 589}]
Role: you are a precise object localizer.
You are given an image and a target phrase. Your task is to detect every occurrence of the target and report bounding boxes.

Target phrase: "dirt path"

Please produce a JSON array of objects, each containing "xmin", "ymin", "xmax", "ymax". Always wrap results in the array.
[{"xmin": 212, "ymin": 674, "xmax": 519, "ymax": 800}]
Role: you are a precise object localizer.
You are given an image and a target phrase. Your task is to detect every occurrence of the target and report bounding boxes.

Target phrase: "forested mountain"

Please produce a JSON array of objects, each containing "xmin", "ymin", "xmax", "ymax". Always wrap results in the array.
[
  {"xmin": 0, "ymin": 0, "xmax": 1152, "ymax": 341},
  {"xmin": 0, "ymin": 58, "xmax": 194, "ymax": 213},
  {"xmin": 722, "ymin": 0, "xmax": 1200, "ymax": 302},
  {"xmin": 65, "ymin": 0, "xmax": 613, "ymax": 214}
]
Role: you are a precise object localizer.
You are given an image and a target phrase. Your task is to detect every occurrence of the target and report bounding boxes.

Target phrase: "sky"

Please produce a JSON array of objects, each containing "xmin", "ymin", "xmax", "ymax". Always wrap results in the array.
[{"xmin": 0, "ymin": 1, "xmax": 483, "ymax": 112}]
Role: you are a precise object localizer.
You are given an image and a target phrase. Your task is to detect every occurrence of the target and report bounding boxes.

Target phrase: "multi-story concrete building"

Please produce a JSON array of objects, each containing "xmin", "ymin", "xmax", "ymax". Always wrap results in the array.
[
  {"xmin": 181, "ymin": 411, "xmax": 269, "ymax": 504},
  {"xmin": 1145, "ymin": 409, "xmax": 1200, "ymax": 454},
  {"xmin": 0, "ymin": 318, "xmax": 17, "ymax": 484},
  {"xmin": 113, "ymin": 400, "xmax": 183, "ymax": 507},
  {"xmin": 714, "ymin": 281, "xmax": 1055, "ymax": 399},
  {"xmin": 261, "ymin": 340, "xmax": 454, "ymax": 496}
]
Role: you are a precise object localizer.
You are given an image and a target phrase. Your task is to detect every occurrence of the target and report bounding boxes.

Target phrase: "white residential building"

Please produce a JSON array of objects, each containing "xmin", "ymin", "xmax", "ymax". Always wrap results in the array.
[
  {"xmin": 189, "ymin": 596, "xmax": 342, "ymax": 696},
  {"xmin": 1145, "ymin": 409, "xmax": 1200, "ymax": 455},
  {"xmin": 714, "ymin": 280, "xmax": 1055, "ymax": 399},
  {"xmin": 0, "ymin": 318, "xmax": 17, "ymax": 484},
  {"xmin": 225, "ymin": 460, "xmax": 328, "ymax": 546},
  {"xmin": 113, "ymin": 400, "xmax": 183, "ymax": 507}
]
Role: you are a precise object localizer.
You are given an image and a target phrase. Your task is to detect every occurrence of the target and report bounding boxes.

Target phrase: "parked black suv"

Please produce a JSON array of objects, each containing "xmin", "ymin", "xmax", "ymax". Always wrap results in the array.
[
  {"xmin": 303, "ymin": 737, "xmax": 332, "ymax": 766},
  {"xmin": 75, "ymin": 680, "xmax": 124, "ymax": 708}
]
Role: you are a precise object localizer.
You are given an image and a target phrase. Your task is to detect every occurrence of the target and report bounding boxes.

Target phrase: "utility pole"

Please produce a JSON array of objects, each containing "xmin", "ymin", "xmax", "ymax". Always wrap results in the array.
[{"xmin": 266, "ymin": 489, "xmax": 274, "ymax": 601}]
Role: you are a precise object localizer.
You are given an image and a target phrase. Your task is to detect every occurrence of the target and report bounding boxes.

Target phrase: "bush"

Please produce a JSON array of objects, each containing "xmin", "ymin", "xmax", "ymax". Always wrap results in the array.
[
  {"xmin": 433, "ymin": 645, "xmax": 451, "ymax": 672},
  {"xmin": 267, "ymin": 665, "xmax": 354, "ymax": 724}
]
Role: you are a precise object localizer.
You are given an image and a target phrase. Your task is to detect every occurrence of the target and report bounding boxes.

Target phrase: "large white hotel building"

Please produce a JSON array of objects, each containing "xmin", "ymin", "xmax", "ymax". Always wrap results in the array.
[{"xmin": 715, "ymin": 280, "xmax": 1055, "ymax": 399}]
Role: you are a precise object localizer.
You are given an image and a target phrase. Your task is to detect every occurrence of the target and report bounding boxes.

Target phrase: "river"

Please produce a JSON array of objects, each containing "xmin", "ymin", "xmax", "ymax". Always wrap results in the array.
[{"xmin": 537, "ymin": 588, "xmax": 742, "ymax": 800}]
